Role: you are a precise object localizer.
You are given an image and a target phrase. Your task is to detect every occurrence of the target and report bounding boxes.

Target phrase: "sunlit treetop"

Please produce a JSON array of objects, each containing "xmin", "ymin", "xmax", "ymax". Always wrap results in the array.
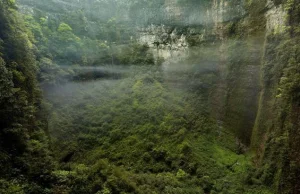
[{"xmin": 58, "ymin": 22, "xmax": 73, "ymax": 32}]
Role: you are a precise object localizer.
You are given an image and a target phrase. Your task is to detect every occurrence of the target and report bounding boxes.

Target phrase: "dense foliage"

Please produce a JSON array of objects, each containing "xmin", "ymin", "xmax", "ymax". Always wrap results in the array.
[
  {"xmin": 0, "ymin": 0, "xmax": 299, "ymax": 193},
  {"xmin": 250, "ymin": 0, "xmax": 300, "ymax": 193},
  {"xmin": 0, "ymin": 0, "xmax": 54, "ymax": 193},
  {"xmin": 45, "ymin": 66, "xmax": 271, "ymax": 193}
]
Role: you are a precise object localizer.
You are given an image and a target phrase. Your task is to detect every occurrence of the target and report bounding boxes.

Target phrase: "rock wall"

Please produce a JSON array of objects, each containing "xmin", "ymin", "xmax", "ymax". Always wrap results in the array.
[
  {"xmin": 139, "ymin": 1, "xmax": 300, "ymax": 192},
  {"xmin": 138, "ymin": 0, "xmax": 264, "ymax": 145},
  {"xmin": 265, "ymin": 0, "xmax": 287, "ymax": 35},
  {"xmin": 138, "ymin": 25, "xmax": 189, "ymax": 64}
]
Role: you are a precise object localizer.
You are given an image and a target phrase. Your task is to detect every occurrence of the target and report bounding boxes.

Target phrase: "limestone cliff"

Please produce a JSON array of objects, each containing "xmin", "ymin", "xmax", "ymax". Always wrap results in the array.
[
  {"xmin": 138, "ymin": 1, "xmax": 299, "ymax": 192},
  {"xmin": 138, "ymin": 0, "xmax": 264, "ymax": 146}
]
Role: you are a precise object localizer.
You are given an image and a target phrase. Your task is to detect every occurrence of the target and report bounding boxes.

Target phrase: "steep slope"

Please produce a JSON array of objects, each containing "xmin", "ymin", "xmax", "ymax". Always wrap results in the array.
[
  {"xmin": 0, "ymin": 0, "xmax": 53, "ymax": 193},
  {"xmin": 251, "ymin": 0, "xmax": 300, "ymax": 193}
]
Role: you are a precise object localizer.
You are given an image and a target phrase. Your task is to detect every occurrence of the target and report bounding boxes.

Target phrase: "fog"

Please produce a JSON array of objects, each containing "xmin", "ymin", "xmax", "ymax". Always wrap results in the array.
[
  {"xmin": 1, "ymin": 0, "xmax": 297, "ymax": 192},
  {"xmin": 21, "ymin": 0, "xmax": 264, "ymax": 168}
]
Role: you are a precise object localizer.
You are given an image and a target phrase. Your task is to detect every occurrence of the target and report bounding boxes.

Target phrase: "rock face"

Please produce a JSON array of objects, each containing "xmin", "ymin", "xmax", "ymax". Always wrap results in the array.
[
  {"xmin": 138, "ymin": 0, "xmax": 264, "ymax": 146},
  {"xmin": 138, "ymin": 25, "xmax": 189, "ymax": 64},
  {"xmin": 138, "ymin": 1, "xmax": 300, "ymax": 192},
  {"xmin": 265, "ymin": 0, "xmax": 287, "ymax": 35}
]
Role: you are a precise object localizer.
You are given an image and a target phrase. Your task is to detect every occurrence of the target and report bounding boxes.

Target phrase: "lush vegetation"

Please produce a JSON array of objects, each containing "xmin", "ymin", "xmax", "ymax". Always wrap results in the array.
[
  {"xmin": 0, "ymin": 0, "xmax": 54, "ymax": 193},
  {"xmin": 0, "ymin": 0, "xmax": 299, "ymax": 193},
  {"xmin": 46, "ymin": 66, "xmax": 271, "ymax": 193}
]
